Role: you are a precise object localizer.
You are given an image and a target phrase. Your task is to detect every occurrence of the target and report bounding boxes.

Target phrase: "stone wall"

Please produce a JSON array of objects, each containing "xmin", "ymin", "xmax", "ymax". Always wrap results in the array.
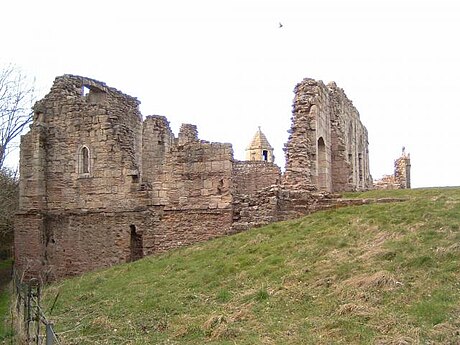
[
  {"xmin": 155, "ymin": 209, "xmax": 233, "ymax": 252},
  {"xmin": 283, "ymin": 79, "xmax": 372, "ymax": 192},
  {"xmin": 374, "ymin": 149, "xmax": 411, "ymax": 189},
  {"xmin": 232, "ymin": 161, "xmax": 281, "ymax": 196}
]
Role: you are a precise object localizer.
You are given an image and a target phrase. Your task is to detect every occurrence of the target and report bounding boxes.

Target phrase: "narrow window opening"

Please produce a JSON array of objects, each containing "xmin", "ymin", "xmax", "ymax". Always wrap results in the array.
[
  {"xmin": 358, "ymin": 153, "xmax": 363, "ymax": 185},
  {"xmin": 317, "ymin": 137, "xmax": 327, "ymax": 190},
  {"xmin": 132, "ymin": 175, "xmax": 139, "ymax": 183},
  {"xmin": 81, "ymin": 147, "xmax": 89, "ymax": 174},
  {"xmin": 262, "ymin": 150, "xmax": 268, "ymax": 161},
  {"xmin": 129, "ymin": 225, "xmax": 144, "ymax": 262}
]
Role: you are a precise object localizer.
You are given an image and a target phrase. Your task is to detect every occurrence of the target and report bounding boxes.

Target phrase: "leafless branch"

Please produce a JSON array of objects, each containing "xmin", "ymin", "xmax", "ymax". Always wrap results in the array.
[{"xmin": 0, "ymin": 64, "xmax": 35, "ymax": 168}]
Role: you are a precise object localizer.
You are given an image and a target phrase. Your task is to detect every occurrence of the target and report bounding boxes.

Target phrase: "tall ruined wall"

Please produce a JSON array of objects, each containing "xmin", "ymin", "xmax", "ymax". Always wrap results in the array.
[
  {"xmin": 283, "ymin": 78, "xmax": 371, "ymax": 192},
  {"xmin": 16, "ymin": 75, "xmax": 145, "ymax": 279},
  {"xmin": 283, "ymin": 79, "xmax": 330, "ymax": 190},
  {"xmin": 328, "ymin": 82, "xmax": 371, "ymax": 191}
]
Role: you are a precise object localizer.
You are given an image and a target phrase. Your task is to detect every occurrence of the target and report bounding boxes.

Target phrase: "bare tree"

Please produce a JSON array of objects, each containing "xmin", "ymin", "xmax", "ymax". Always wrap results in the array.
[{"xmin": 0, "ymin": 65, "xmax": 35, "ymax": 168}]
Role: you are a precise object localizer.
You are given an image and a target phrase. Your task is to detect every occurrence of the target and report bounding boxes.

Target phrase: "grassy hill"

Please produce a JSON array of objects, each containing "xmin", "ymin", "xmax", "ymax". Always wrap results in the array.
[{"xmin": 42, "ymin": 188, "xmax": 460, "ymax": 344}]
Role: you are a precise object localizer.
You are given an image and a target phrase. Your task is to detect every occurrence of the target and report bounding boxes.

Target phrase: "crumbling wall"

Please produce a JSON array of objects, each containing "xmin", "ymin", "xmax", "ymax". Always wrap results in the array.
[
  {"xmin": 21, "ymin": 75, "xmax": 144, "ymax": 212},
  {"xmin": 394, "ymin": 151, "xmax": 411, "ymax": 189},
  {"xmin": 374, "ymin": 149, "xmax": 411, "ymax": 189},
  {"xmin": 283, "ymin": 79, "xmax": 329, "ymax": 190},
  {"xmin": 328, "ymin": 82, "xmax": 371, "ymax": 191},
  {"xmin": 283, "ymin": 78, "xmax": 371, "ymax": 192},
  {"xmin": 163, "ymin": 141, "xmax": 233, "ymax": 210}
]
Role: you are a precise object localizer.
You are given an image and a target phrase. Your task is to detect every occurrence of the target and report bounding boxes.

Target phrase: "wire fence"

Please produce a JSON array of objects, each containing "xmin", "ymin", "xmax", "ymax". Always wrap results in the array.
[{"xmin": 13, "ymin": 271, "xmax": 60, "ymax": 345}]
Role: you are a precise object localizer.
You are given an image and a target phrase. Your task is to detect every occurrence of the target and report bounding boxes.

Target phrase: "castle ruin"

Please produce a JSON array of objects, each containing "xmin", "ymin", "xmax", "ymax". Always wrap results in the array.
[
  {"xmin": 15, "ymin": 75, "xmax": 373, "ymax": 281},
  {"xmin": 374, "ymin": 148, "xmax": 411, "ymax": 189}
]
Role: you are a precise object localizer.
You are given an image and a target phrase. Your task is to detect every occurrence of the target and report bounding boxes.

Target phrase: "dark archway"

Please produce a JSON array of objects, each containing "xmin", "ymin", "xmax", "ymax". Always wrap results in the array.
[{"xmin": 130, "ymin": 225, "xmax": 143, "ymax": 262}]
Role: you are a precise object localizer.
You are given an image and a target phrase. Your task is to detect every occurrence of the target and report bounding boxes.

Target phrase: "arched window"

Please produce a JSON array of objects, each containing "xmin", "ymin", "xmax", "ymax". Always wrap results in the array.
[
  {"xmin": 78, "ymin": 146, "xmax": 91, "ymax": 176},
  {"xmin": 82, "ymin": 147, "xmax": 89, "ymax": 173},
  {"xmin": 262, "ymin": 150, "xmax": 268, "ymax": 161}
]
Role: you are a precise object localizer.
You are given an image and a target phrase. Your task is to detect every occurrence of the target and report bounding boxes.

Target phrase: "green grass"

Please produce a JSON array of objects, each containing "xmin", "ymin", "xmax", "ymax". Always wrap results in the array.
[
  {"xmin": 42, "ymin": 187, "xmax": 460, "ymax": 344},
  {"xmin": 0, "ymin": 259, "xmax": 13, "ymax": 342}
]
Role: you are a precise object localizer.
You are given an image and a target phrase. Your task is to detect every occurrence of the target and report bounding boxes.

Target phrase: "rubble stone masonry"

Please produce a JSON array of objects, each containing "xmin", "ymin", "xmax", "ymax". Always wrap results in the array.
[
  {"xmin": 374, "ymin": 149, "xmax": 411, "ymax": 189},
  {"xmin": 283, "ymin": 79, "xmax": 371, "ymax": 192},
  {"xmin": 15, "ymin": 75, "xmax": 377, "ymax": 281}
]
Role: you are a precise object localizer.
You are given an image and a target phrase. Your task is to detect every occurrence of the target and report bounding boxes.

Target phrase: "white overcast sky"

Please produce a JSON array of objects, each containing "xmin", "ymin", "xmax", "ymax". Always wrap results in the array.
[{"xmin": 2, "ymin": 0, "xmax": 459, "ymax": 188}]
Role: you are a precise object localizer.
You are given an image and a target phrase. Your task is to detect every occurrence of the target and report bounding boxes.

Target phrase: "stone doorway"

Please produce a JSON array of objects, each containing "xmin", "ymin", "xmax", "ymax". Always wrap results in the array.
[
  {"xmin": 317, "ymin": 137, "xmax": 327, "ymax": 190},
  {"xmin": 129, "ymin": 225, "xmax": 143, "ymax": 262}
]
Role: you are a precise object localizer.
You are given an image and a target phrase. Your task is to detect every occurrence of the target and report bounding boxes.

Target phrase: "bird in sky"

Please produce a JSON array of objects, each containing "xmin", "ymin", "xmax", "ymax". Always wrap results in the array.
[{"xmin": 279, "ymin": 22, "xmax": 283, "ymax": 28}]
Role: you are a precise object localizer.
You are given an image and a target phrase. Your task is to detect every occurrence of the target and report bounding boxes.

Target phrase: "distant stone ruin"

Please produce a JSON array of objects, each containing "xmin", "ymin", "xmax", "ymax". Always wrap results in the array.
[
  {"xmin": 374, "ymin": 148, "xmax": 411, "ymax": 189},
  {"xmin": 15, "ymin": 75, "xmax": 377, "ymax": 281}
]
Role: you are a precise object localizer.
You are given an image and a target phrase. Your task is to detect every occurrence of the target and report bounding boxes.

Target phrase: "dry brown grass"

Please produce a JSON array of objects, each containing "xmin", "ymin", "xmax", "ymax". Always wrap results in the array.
[{"xmin": 344, "ymin": 270, "xmax": 403, "ymax": 291}]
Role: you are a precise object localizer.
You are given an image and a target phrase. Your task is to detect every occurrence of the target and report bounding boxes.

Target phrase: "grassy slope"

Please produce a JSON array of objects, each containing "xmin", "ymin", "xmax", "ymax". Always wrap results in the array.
[{"xmin": 43, "ymin": 188, "xmax": 460, "ymax": 344}]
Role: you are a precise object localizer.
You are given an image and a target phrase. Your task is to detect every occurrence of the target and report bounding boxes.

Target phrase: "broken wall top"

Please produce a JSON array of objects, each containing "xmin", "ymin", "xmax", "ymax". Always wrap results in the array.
[{"xmin": 33, "ymin": 74, "xmax": 141, "ymax": 120}]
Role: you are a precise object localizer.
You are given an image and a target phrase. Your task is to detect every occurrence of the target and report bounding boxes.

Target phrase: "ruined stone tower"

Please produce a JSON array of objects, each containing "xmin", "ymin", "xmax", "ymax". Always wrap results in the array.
[
  {"xmin": 394, "ymin": 147, "xmax": 411, "ymax": 189},
  {"xmin": 245, "ymin": 127, "xmax": 275, "ymax": 163},
  {"xmin": 374, "ymin": 148, "xmax": 411, "ymax": 189}
]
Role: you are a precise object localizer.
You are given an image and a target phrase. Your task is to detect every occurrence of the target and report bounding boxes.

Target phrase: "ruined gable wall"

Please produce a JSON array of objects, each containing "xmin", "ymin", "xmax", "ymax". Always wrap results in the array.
[
  {"xmin": 23, "ymin": 75, "xmax": 144, "ymax": 212},
  {"xmin": 283, "ymin": 78, "xmax": 371, "ymax": 192},
  {"xmin": 328, "ymin": 82, "xmax": 371, "ymax": 191},
  {"xmin": 15, "ymin": 75, "xmax": 149, "ymax": 280},
  {"xmin": 283, "ymin": 79, "xmax": 332, "ymax": 190}
]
